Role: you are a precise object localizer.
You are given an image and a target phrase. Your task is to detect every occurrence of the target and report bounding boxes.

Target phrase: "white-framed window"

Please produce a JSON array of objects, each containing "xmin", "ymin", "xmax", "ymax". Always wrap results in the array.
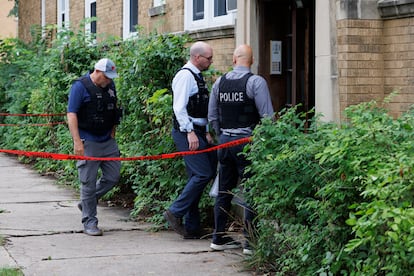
[
  {"xmin": 85, "ymin": 0, "xmax": 97, "ymax": 35},
  {"xmin": 123, "ymin": 0, "xmax": 139, "ymax": 39},
  {"xmin": 184, "ymin": 0, "xmax": 237, "ymax": 31},
  {"xmin": 57, "ymin": 0, "xmax": 70, "ymax": 29}
]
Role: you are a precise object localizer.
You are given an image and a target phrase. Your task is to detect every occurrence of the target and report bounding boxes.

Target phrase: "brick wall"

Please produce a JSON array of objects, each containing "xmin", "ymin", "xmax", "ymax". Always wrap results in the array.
[
  {"xmin": 383, "ymin": 17, "xmax": 414, "ymax": 117},
  {"xmin": 337, "ymin": 18, "xmax": 414, "ymax": 118},
  {"xmin": 64, "ymin": 1, "xmax": 123, "ymax": 39},
  {"xmin": 18, "ymin": 0, "xmax": 41, "ymax": 43},
  {"xmin": 70, "ymin": 1, "xmax": 84, "ymax": 33},
  {"xmin": 139, "ymin": 0, "xmax": 184, "ymax": 34},
  {"xmin": 43, "ymin": 0, "xmax": 57, "ymax": 43},
  {"xmin": 45, "ymin": 0, "xmax": 56, "ymax": 27},
  {"xmin": 206, "ymin": 37, "xmax": 235, "ymax": 74},
  {"xmin": 337, "ymin": 19, "xmax": 385, "ymax": 118},
  {"xmin": 97, "ymin": 0, "xmax": 123, "ymax": 38}
]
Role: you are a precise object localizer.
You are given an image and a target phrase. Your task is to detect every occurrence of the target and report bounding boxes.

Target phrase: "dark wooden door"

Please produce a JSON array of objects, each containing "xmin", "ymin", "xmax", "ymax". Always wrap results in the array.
[{"xmin": 258, "ymin": 0, "xmax": 315, "ymax": 114}]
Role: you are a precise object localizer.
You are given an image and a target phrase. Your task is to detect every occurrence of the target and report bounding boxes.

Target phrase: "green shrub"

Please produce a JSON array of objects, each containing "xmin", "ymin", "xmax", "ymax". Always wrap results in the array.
[
  {"xmin": 244, "ymin": 101, "xmax": 414, "ymax": 275},
  {"xmin": 0, "ymin": 25, "xmax": 218, "ymax": 226}
]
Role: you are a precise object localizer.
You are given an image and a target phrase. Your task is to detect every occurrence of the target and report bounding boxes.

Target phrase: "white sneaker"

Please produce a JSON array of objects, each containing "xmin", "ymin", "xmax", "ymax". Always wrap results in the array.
[{"xmin": 243, "ymin": 248, "xmax": 253, "ymax": 255}]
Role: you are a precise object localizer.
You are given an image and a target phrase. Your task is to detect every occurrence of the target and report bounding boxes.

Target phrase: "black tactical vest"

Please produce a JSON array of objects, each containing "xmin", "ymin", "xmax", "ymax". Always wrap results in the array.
[
  {"xmin": 76, "ymin": 76, "xmax": 118, "ymax": 135},
  {"xmin": 173, "ymin": 68, "xmax": 209, "ymax": 129},
  {"xmin": 218, "ymin": 72, "xmax": 260, "ymax": 129}
]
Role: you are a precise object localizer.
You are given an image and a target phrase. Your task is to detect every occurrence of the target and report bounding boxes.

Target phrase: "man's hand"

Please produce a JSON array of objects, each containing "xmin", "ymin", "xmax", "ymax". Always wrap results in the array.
[
  {"xmin": 187, "ymin": 131, "xmax": 199, "ymax": 151},
  {"xmin": 206, "ymin": 132, "xmax": 214, "ymax": 145},
  {"xmin": 73, "ymin": 140, "xmax": 84, "ymax": 156}
]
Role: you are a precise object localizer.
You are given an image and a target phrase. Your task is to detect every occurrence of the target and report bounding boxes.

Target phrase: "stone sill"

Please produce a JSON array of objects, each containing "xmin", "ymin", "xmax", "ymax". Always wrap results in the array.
[
  {"xmin": 172, "ymin": 25, "xmax": 235, "ymax": 41},
  {"xmin": 378, "ymin": 0, "xmax": 414, "ymax": 18},
  {"xmin": 148, "ymin": 4, "xmax": 166, "ymax": 17},
  {"xmin": 188, "ymin": 25, "xmax": 235, "ymax": 40}
]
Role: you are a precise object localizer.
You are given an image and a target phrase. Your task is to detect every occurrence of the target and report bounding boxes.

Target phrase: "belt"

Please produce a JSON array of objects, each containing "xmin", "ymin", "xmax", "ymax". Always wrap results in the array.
[
  {"xmin": 173, "ymin": 122, "xmax": 206, "ymax": 133},
  {"xmin": 193, "ymin": 124, "xmax": 206, "ymax": 132},
  {"xmin": 222, "ymin": 131, "xmax": 243, "ymax": 137}
]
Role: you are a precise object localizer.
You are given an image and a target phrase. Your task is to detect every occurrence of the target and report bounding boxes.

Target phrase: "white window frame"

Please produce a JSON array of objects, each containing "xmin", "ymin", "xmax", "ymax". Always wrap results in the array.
[
  {"xmin": 41, "ymin": 0, "xmax": 46, "ymax": 36},
  {"xmin": 57, "ymin": 0, "xmax": 70, "ymax": 29},
  {"xmin": 85, "ymin": 0, "xmax": 96, "ymax": 35},
  {"xmin": 123, "ymin": 0, "xmax": 139, "ymax": 39},
  {"xmin": 184, "ymin": 0, "xmax": 236, "ymax": 31}
]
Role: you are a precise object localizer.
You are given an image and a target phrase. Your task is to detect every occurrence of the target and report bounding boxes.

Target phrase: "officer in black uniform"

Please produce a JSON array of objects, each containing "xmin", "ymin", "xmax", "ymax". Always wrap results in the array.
[
  {"xmin": 208, "ymin": 45, "xmax": 274, "ymax": 254},
  {"xmin": 163, "ymin": 42, "xmax": 217, "ymax": 239},
  {"xmin": 67, "ymin": 58, "xmax": 122, "ymax": 236}
]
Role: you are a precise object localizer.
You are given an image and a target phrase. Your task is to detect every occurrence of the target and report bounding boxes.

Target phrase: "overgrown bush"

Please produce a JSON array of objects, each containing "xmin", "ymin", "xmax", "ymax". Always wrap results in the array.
[
  {"xmin": 0, "ymin": 24, "xmax": 219, "ymax": 226},
  {"xmin": 244, "ymin": 101, "xmax": 414, "ymax": 275}
]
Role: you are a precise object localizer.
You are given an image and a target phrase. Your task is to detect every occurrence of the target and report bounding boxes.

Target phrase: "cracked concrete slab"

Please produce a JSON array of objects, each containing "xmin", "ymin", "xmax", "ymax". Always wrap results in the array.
[
  {"xmin": 7, "ymin": 231, "xmax": 247, "ymax": 276},
  {"xmin": 0, "ymin": 246, "xmax": 16, "ymax": 268},
  {"xmin": 0, "ymin": 201, "xmax": 148, "ymax": 236},
  {"xmin": 0, "ymin": 153, "xmax": 251, "ymax": 275}
]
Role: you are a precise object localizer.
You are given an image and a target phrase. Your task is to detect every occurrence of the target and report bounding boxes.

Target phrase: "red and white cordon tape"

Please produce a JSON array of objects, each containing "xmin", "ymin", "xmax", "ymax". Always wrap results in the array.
[{"xmin": 0, "ymin": 113, "xmax": 66, "ymax": 117}]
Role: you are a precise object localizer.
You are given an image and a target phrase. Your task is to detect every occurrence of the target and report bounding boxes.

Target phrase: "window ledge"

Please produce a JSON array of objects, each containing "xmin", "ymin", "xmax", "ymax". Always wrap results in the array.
[
  {"xmin": 148, "ymin": 4, "xmax": 166, "ymax": 17},
  {"xmin": 187, "ymin": 25, "xmax": 235, "ymax": 40},
  {"xmin": 378, "ymin": 0, "xmax": 414, "ymax": 18}
]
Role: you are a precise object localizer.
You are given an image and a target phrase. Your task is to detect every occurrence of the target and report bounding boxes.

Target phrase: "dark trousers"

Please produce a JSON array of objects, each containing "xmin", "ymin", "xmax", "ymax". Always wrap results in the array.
[
  {"xmin": 213, "ymin": 134, "xmax": 256, "ymax": 242},
  {"xmin": 169, "ymin": 128, "xmax": 217, "ymax": 233}
]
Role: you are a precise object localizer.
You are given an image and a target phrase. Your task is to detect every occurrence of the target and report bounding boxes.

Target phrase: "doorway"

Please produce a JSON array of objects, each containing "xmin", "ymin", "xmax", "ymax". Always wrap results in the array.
[{"xmin": 258, "ymin": 0, "xmax": 315, "ymax": 114}]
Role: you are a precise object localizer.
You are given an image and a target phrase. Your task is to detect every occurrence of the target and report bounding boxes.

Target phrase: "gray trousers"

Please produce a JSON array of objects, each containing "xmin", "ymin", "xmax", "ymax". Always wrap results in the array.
[{"xmin": 76, "ymin": 138, "xmax": 121, "ymax": 228}]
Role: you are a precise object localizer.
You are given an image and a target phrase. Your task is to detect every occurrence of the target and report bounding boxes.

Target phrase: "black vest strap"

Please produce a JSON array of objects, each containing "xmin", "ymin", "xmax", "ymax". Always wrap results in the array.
[
  {"xmin": 80, "ymin": 76, "xmax": 104, "ymax": 96},
  {"xmin": 172, "ymin": 68, "xmax": 209, "ymax": 131}
]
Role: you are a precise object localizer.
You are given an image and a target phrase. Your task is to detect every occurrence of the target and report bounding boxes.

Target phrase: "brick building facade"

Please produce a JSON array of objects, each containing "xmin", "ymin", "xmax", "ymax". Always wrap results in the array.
[
  {"xmin": 336, "ymin": 6, "xmax": 414, "ymax": 118},
  {"xmin": 17, "ymin": 0, "xmax": 414, "ymax": 122}
]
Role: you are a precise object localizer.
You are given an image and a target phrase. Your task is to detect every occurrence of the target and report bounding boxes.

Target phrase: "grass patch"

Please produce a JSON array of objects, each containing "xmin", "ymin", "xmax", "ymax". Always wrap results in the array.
[{"xmin": 0, "ymin": 268, "xmax": 24, "ymax": 276}]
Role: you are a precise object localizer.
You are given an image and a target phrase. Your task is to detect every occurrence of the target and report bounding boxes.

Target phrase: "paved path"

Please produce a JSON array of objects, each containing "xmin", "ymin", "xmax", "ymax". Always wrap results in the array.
[{"xmin": 0, "ymin": 153, "xmax": 251, "ymax": 276}]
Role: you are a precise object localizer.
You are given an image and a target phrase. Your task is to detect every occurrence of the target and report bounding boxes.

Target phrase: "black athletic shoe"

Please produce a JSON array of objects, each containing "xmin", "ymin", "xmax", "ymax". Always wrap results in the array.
[
  {"xmin": 183, "ymin": 229, "xmax": 210, "ymax": 240},
  {"xmin": 163, "ymin": 210, "xmax": 187, "ymax": 236}
]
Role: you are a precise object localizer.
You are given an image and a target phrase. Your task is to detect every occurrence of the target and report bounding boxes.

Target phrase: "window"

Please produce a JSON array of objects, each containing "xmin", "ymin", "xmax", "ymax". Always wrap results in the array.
[
  {"xmin": 123, "ymin": 0, "xmax": 139, "ymax": 39},
  {"xmin": 184, "ymin": 0, "xmax": 237, "ymax": 31},
  {"xmin": 57, "ymin": 0, "xmax": 70, "ymax": 29},
  {"xmin": 193, "ymin": 0, "xmax": 204, "ymax": 20},
  {"xmin": 85, "ymin": 0, "xmax": 97, "ymax": 35},
  {"xmin": 214, "ymin": 0, "xmax": 226, "ymax": 17}
]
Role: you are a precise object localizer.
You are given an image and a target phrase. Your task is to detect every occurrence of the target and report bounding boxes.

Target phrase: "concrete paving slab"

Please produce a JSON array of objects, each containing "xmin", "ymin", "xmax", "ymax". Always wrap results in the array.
[
  {"xmin": 0, "ymin": 165, "xmax": 76, "ymax": 203},
  {"xmin": 0, "ymin": 246, "xmax": 17, "ymax": 268},
  {"xmin": 23, "ymin": 251, "xmax": 248, "ymax": 276},
  {"xmin": 7, "ymin": 231, "xmax": 217, "ymax": 265},
  {"xmin": 0, "ymin": 153, "xmax": 252, "ymax": 275},
  {"xmin": 7, "ymin": 229, "xmax": 248, "ymax": 275},
  {"xmin": 0, "ymin": 201, "xmax": 148, "ymax": 236}
]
